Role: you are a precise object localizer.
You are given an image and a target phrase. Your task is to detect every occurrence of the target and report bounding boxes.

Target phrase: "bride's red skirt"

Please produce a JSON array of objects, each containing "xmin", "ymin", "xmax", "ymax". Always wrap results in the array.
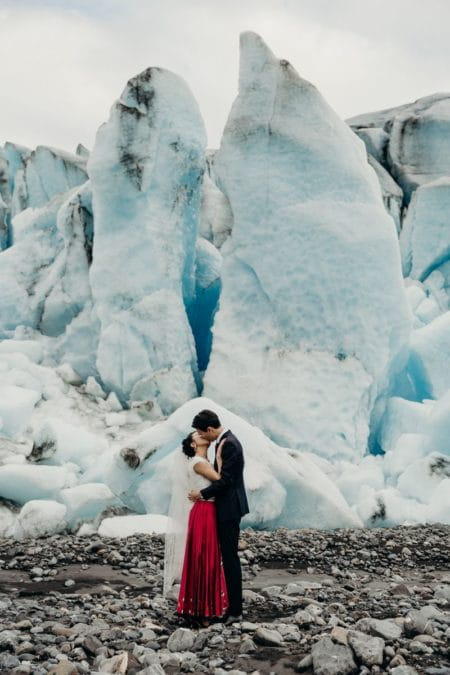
[{"xmin": 177, "ymin": 501, "xmax": 229, "ymax": 618}]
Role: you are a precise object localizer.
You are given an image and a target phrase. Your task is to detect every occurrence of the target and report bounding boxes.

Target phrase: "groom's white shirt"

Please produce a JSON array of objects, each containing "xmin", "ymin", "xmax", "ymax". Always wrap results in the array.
[
  {"xmin": 207, "ymin": 429, "xmax": 229, "ymax": 464},
  {"xmin": 216, "ymin": 429, "xmax": 229, "ymax": 447}
]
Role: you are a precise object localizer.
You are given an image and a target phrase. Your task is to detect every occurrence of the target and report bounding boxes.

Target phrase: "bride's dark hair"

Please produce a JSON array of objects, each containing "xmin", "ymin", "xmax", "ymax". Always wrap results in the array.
[{"xmin": 182, "ymin": 432, "xmax": 195, "ymax": 458}]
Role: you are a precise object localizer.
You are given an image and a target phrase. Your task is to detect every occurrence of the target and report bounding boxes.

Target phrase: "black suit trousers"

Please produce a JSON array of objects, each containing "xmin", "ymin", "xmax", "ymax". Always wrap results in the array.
[{"xmin": 217, "ymin": 518, "xmax": 242, "ymax": 616}]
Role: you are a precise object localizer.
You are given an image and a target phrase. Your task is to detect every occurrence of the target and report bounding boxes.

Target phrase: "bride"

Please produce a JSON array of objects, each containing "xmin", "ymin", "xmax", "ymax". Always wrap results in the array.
[{"xmin": 164, "ymin": 431, "xmax": 229, "ymax": 626}]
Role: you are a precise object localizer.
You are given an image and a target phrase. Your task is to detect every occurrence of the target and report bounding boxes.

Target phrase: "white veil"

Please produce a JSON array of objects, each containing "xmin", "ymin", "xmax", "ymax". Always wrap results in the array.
[{"xmin": 163, "ymin": 448, "xmax": 191, "ymax": 596}]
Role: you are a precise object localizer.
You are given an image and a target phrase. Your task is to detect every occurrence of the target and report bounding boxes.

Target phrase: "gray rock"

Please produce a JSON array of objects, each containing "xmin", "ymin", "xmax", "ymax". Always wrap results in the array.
[
  {"xmin": 297, "ymin": 653, "xmax": 313, "ymax": 671},
  {"xmin": 239, "ymin": 637, "xmax": 256, "ymax": 653},
  {"xmin": 178, "ymin": 651, "xmax": 198, "ymax": 670},
  {"xmin": 208, "ymin": 634, "xmax": 224, "ymax": 646},
  {"xmin": 409, "ymin": 639, "xmax": 433, "ymax": 654},
  {"xmin": 330, "ymin": 626, "xmax": 348, "ymax": 645},
  {"xmin": 391, "ymin": 583, "xmax": 411, "ymax": 596},
  {"xmin": 294, "ymin": 610, "xmax": 313, "ymax": 627},
  {"xmin": 136, "ymin": 666, "xmax": 165, "ymax": 675},
  {"xmin": 253, "ymin": 626, "xmax": 284, "ymax": 646},
  {"xmin": 347, "ymin": 630, "xmax": 384, "ymax": 666},
  {"xmin": 95, "ymin": 651, "xmax": 129, "ymax": 673},
  {"xmin": 390, "ymin": 654, "xmax": 407, "ymax": 667},
  {"xmin": 261, "ymin": 585, "xmax": 283, "ymax": 597},
  {"xmin": 434, "ymin": 584, "xmax": 450, "ymax": 602},
  {"xmin": 311, "ymin": 636, "xmax": 357, "ymax": 675},
  {"xmin": 192, "ymin": 631, "xmax": 209, "ymax": 651},
  {"xmin": 166, "ymin": 627, "xmax": 195, "ymax": 652},
  {"xmin": 390, "ymin": 667, "xmax": 419, "ymax": 675},
  {"xmin": 16, "ymin": 640, "xmax": 34, "ymax": 655},
  {"xmin": 0, "ymin": 654, "xmax": 20, "ymax": 670},
  {"xmin": 355, "ymin": 617, "xmax": 402, "ymax": 640},
  {"xmin": 242, "ymin": 589, "xmax": 264, "ymax": 603},
  {"xmin": 0, "ymin": 629, "xmax": 18, "ymax": 650},
  {"xmin": 405, "ymin": 605, "xmax": 447, "ymax": 636},
  {"xmin": 46, "ymin": 662, "xmax": 78, "ymax": 675},
  {"xmin": 285, "ymin": 581, "xmax": 322, "ymax": 594}
]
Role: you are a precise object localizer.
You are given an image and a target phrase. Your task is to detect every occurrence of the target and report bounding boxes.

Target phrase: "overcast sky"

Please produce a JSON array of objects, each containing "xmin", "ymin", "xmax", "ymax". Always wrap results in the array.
[{"xmin": 1, "ymin": 0, "xmax": 449, "ymax": 153}]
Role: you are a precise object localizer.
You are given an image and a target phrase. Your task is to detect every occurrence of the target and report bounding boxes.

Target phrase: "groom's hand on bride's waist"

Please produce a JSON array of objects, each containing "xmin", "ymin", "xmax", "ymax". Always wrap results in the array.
[{"xmin": 188, "ymin": 490, "xmax": 202, "ymax": 502}]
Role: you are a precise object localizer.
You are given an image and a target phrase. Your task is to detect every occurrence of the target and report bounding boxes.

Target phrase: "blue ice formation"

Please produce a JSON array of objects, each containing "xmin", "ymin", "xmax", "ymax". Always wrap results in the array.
[
  {"xmin": 203, "ymin": 32, "xmax": 411, "ymax": 459},
  {"xmin": 1, "ymin": 33, "xmax": 450, "ymax": 534},
  {"xmin": 349, "ymin": 93, "xmax": 450, "ymax": 203},
  {"xmin": 88, "ymin": 67, "xmax": 207, "ymax": 411}
]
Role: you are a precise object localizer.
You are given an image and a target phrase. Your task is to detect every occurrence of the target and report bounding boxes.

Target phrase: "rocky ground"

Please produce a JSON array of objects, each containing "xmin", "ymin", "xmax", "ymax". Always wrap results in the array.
[{"xmin": 0, "ymin": 525, "xmax": 449, "ymax": 675}]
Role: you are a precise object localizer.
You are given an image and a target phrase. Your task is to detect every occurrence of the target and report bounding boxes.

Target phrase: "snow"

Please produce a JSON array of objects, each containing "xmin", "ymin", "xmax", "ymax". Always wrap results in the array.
[
  {"xmin": 378, "ymin": 397, "xmax": 431, "ymax": 454},
  {"xmin": 122, "ymin": 397, "xmax": 362, "ymax": 529},
  {"xmin": 348, "ymin": 93, "xmax": 450, "ymax": 202},
  {"xmin": 0, "ymin": 192, "xmax": 67, "ymax": 335},
  {"xmin": 0, "ymin": 340, "xmax": 43, "ymax": 363},
  {"xmin": 203, "ymin": 32, "xmax": 411, "ymax": 459},
  {"xmin": 38, "ymin": 180, "xmax": 93, "ymax": 338},
  {"xmin": 198, "ymin": 173, "xmax": 233, "ymax": 248},
  {"xmin": 53, "ymin": 302, "xmax": 101, "ymax": 382},
  {"xmin": 427, "ymin": 479, "xmax": 450, "ymax": 524},
  {"xmin": 367, "ymin": 155, "xmax": 403, "ymax": 233},
  {"xmin": 88, "ymin": 66, "xmax": 206, "ymax": 409},
  {"xmin": 409, "ymin": 312, "xmax": 450, "ymax": 398},
  {"xmin": 0, "ymin": 327, "xmax": 448, "ymax": 536},
  {"xmin": 355, "ymin": 486, "xmax": 429, "ymax": 528},
  {"xmin": 382, "ymin": 434, "xmax": 428, "ymax": 480},
  {"xmin": 10, "ymin": 145, "xmax": 87, "ymax": 217},
  {"xmin": 1, "ymin": 142, "xmax": 31, "ymax": 201},
  {"xmin": 1, "ymin": 32, "xmax": 450, "ymax": 534},
  {"xmin": 98, "ymin": 513, "xmax": 168, "ymax": 538},
  {"xmin": 60, "ymin": 482, "xmax": 117, "ymax": 526},
  {"xmin": 32, "ymin": 416, "xmax": 109, "ymax": 470},
  {"xmin": 352, "ymin": 127, "xmax": 389, "ymax": 166},
  {"xmin": 427, "ymin": 389, "xmax": 450, "ymax": 454},
  {"xmin": 0, "ymin": 464, "xmax": 77, "ymax": 504},
  {"xmin": 0, "ymin": 504, "xmax": 17, "ymax": 537},
  {"xmin": 401, "ymin": 178, "xmax": 450, "ymax": 284},
  {"xmin": 11, "ymin": 499, "xmax": 67, "ymax": 539},
  {"xmin": 397, "ymin": 452, "xmax": 450, "ymax": 503},
  {"xmin": 0, "ymin": 384, "xmax": 40, "ymax": 437},
  {"xmin": 336, "ymin": 455, "xmax": 385, "ymax": 505}
]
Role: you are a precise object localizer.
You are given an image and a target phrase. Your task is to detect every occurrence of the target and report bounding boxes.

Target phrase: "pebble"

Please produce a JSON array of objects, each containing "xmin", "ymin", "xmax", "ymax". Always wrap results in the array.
[
  {"xmin": 253, "ymin": 626, "xmax": 284, "ymax": 646},
  {"xmin": 0, "ymin": 524, "xmax": 447, "ymax": 674},
  {"xmin": 347, "ymin": 629, "xmax": 384, "ymax": 666},
  {"xmin": 166, "ymin": 627, "xmax": 195, "ymax": 652},
  {"xmin": 312, "ymin": 635, "xmax": 357, "ymax": 675}
]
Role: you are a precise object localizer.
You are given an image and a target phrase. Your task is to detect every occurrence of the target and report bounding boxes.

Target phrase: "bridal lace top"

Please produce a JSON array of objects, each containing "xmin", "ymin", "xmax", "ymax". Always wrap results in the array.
[{"xmin": 188, "ymin": 456, "xmax": 214, "ymax": 500}]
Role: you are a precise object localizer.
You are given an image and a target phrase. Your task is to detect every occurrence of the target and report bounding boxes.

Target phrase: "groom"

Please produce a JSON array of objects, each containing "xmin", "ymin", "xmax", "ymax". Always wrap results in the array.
[{"xmin": 188, "ymin": 409, "xmax": 249, "ymax": 623}]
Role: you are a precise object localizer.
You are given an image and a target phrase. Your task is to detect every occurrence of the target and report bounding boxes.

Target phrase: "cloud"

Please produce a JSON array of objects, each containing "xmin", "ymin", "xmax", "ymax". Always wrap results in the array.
[{"xmin": 0, "ymin": 0, "xmax": 449, "ymax": 153}]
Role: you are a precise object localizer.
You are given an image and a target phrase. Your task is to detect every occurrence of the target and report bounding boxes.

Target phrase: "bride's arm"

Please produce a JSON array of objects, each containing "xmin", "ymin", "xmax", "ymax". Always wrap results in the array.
[{"xmin": 193, "ymin": 461, "xmax": 220, "ymax": 482}]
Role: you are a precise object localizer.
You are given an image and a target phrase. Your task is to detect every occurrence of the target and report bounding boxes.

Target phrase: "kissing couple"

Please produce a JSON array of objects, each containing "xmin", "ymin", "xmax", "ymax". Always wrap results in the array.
[{"xmin": 163, "ymin": 409, "xmax": 249, "ymax": 627}]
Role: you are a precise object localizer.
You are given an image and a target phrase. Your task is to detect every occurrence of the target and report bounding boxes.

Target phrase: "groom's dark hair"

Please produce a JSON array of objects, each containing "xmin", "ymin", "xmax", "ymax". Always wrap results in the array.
[{"xmin": 192, "ymin": 409, "xmax": 221, "ymax": 430}]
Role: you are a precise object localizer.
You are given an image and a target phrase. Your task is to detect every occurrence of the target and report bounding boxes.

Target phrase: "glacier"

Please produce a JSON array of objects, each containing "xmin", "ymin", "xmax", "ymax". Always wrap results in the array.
[
  {"xmin": 1, "ymin": 32, "xmax": 450, "ymax": 537},
  {"xmin": 203, "ymin": 32, "xmax": 411, "ymax": 459},
  {"xmin": 0, "ymin": 348, "xmax": 365, "ymax": 536},
  {"xmin": 88, "ymin": 66, "xmax": 206, "ymax": 410},
  {"xmin": 349, "ymin": 93, "xmax": 450, "ymax": 203}
]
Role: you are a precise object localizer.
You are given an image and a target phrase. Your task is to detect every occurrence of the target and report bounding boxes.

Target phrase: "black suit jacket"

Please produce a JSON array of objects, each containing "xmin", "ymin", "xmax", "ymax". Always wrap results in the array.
[{"xmin": 200, "ymin": 430, "xmax": 249, "ymax": 522}]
